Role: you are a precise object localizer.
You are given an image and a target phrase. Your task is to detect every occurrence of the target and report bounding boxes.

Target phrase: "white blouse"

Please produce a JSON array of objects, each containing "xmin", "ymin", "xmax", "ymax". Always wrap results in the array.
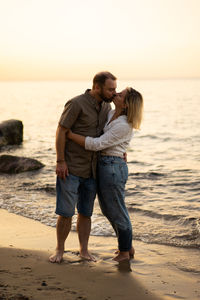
[{"xmin": 85, "ymin": 110, "xmax": 133, "ymax": 158}]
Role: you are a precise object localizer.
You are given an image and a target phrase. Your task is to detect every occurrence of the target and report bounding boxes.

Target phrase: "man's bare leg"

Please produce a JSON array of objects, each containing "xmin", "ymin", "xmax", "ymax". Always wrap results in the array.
[
  {"xmin": 77, "ymin": 213, "xmax": 96, "ymax": 261},
  {"xmin": 49, "ymin": 215, "xmax": 72, "ymax": 263}
]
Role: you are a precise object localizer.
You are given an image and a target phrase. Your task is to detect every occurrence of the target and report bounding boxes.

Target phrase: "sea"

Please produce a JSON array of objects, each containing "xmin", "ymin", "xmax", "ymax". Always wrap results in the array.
[{"xmin": 0, "ymin": 79, "xmax": 199, "ymax": 254}]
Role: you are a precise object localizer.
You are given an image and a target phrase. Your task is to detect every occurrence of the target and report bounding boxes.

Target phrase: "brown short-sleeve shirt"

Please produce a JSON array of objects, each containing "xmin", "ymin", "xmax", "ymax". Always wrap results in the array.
[{"xmin": 59, "ymin": 90, "xmax": 111, "ymax": 178}]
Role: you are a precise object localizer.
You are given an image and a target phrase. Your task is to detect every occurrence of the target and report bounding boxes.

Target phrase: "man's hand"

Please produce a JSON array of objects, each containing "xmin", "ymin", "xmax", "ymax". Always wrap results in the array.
[{"xmin": 56, "ymin": 161, "xmax": 69, "ymax": 180}]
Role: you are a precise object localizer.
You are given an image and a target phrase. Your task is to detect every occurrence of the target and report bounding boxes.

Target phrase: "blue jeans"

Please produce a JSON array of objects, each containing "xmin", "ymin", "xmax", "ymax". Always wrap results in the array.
[
  {"xmin": 56, "ymin": 174, "xmax": 96, "ymax": 217},
  {"xmin": 97, "ymin": 156, "xmax": 132, "ymax": 252}
]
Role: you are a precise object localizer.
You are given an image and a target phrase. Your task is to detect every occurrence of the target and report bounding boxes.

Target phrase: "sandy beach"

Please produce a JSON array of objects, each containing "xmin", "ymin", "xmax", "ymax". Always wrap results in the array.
[{"xmin": 0, "ymin": 209, "xmax": 199, "ymax": 300}]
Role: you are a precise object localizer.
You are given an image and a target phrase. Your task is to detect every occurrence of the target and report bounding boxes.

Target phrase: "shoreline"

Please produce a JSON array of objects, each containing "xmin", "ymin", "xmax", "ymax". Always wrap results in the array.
[{"xmin": 0, "ymin": 209, "xmax": 199, "ymax": 300}]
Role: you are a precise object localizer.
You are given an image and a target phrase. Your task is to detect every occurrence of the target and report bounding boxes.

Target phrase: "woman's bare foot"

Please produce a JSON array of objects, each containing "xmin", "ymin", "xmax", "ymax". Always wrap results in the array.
[
  {"xmin": 49, "ymin": 249, "xmax": 64, "ymax": 263},
  {"xmin": 129, "ymin": 247, "xmax": 135, "ymax": 259},
  {"xmin": 80, "ymin": 250, "xmax": 96, "ymax": 262},
  {"xmin": 113, "ymin": 251, "xmax": 130, "ymax": 262},
  {"xmin": 114, "ymin": 247, "xmax": 135, "ymax": 259}
]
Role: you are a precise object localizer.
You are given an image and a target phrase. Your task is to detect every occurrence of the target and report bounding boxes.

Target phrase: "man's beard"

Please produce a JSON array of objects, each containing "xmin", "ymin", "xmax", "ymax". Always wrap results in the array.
[{"xmin": 99, "ymin": 88, "xmax": 114, "ymax": 103}]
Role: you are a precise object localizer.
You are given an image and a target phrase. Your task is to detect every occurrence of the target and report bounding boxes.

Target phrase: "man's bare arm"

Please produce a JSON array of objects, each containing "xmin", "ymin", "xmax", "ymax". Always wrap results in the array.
[{"xmin": 56, "ymin": 125, "xmax": 69, "ymax": 180}]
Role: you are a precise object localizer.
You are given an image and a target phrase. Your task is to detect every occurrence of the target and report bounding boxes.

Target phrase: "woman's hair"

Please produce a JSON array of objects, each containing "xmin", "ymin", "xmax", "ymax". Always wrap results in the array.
[{"xmin": 125, "ymin": 87, "xmax": 143, "ymax": 129}]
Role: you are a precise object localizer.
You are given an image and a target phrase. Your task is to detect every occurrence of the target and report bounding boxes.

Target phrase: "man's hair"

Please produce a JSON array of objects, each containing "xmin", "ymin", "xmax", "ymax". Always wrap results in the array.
[{"xmin": 93, "ymin": 71, "xmax": 117, "ymax": 88}]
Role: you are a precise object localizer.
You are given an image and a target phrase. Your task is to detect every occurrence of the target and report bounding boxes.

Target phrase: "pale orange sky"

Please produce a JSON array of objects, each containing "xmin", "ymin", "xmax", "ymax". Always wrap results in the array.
[{"xmin": 0, "ymin": 0, "xmax": 200, "ymax": 80}]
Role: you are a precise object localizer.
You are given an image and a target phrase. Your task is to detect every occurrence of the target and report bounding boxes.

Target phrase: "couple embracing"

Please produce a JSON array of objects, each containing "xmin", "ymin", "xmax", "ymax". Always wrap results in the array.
[{"xmin": 49, "ymin": 71, "xmax": 143, "ymax": 263}]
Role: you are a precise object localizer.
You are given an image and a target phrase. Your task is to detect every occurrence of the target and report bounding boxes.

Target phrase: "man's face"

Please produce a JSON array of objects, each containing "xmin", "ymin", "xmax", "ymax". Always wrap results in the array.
[{"xmin": 99, "ymin": 79, "xmax": 117, "ymax": 102}]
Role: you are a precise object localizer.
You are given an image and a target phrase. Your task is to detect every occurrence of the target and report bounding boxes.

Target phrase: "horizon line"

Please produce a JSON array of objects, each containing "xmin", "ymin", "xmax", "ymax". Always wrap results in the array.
[{"xmin": 0, "ymin": 76, "xmax": 200, "ymax": 82}]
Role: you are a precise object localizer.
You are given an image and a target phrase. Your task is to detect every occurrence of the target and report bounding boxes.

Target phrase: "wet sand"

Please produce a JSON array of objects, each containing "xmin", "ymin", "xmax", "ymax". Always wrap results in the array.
[{"xmin": 0, "ymin": 209, "xmax": 199, "ymax": 300}]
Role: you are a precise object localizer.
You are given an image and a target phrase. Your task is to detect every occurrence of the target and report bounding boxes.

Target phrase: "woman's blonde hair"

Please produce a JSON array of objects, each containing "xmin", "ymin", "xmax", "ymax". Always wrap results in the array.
[{"xmin": 124, "ymin": 87, "xmax": 143, "ymax": 129}]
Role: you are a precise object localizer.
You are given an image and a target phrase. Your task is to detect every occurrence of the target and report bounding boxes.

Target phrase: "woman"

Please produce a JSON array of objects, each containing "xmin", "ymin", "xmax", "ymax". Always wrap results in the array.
[{"xmin": 67, "ymin": 87, "xmax": 143, "ymax": 262}]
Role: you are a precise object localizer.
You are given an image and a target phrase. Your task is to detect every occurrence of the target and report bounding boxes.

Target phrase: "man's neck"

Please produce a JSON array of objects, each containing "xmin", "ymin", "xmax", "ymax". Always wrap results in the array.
[{"xmin": 89, "ymin": 90, "xmax": 102, "ymax": 103}]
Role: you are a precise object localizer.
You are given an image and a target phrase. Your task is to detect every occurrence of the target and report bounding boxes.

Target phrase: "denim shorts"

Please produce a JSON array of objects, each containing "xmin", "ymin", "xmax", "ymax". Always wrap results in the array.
[{"xmin": 55, "ymin": 174, "xmax": 97, "ymax": 217}]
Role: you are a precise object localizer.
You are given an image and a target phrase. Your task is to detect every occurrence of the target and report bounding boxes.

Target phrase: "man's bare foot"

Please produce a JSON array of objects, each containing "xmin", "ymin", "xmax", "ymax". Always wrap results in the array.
[
  {"xmin": 80, "ymin": 250, "xmax": 96, "ymax": 262},
  {"xmin": 114, "ymin": 247, "xmax": 135, "ymax": 259},
  {"xmin": 49, "ymin": 249, "xmax": 64, "ymax": 263},
  {"xmin": 113, "ymin": 251, "xmax": 130, "ymax": 262}
]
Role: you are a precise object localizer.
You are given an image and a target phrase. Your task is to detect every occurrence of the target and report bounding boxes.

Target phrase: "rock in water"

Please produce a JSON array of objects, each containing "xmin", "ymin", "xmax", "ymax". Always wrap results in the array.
[
  {"xmin": 0, "ymin": 119, "xmax": 23, "ymax": 148},
  {"xmin": 0, "ymin": 155, "xmax": 44, "ymax": 173}
]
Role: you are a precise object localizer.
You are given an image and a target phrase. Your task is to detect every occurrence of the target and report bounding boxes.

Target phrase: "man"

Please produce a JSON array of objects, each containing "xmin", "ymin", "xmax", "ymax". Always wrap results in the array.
[{"xmin": 49, "ymin": 71, "xmax": 117, "ymax": 263}]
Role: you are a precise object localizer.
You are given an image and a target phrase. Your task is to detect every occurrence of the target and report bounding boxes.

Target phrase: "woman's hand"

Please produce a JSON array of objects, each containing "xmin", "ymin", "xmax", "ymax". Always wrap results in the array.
[
  {"xmin": 66, "ymin": 130, "xmax": 73, "ymax": 139},
  {"xmin": 66, "ymin": 130, "xmax": 86, "ymax": 148}
]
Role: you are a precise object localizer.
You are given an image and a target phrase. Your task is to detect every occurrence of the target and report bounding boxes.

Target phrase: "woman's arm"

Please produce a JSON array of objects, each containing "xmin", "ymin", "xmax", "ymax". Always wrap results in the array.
[
  {"xmin": 67, "ymin": 122, "xmax": 132, "ymax": 152},
  {"xmin": 85, "ymin": 123, "xmax": 132, "ymax": 151},
  {"xmin": 67, "ymin": 130, "xmax": 86, "ymax": 147}
]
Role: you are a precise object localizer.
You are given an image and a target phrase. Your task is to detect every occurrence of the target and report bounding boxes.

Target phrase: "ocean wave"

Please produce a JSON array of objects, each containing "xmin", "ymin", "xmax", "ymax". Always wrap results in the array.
[
  {"xmin": 174, "ymin": 232, "xmax": 199, "ymax": 241},
  {"xmin": 174, "ymin": 265, "xmax": 200, "ymax": 274},
  {"xmin": 128, "ymin": 206, "xmax": 184, "ymax": 221},
  {"xmin": 139, "ymin": 134, "xmax": 161, "ymax": 140},
  {"xmin": 127, "ymin": 160, "xmax": 152, "ymax": 166},
  {"xmin": 32, "ymin": 184, "xmax": 56, "ymax": 195},
  {"xmin": 128, "ymin": 207, "xmax": 200, "ymax": 230},
  {"xmin": 174, "ymin": 169, "xmax": 196, "ymax": 173},
  {"xmin": 17, "ymin": 182, "xmax": 56, "ymax": 195},
  {"xmin": 138, "ymin": 134, "xmax": 187, "ymax": 142},
  {"xmin": 128, "ymin": 171, "xmax": 165, "ymax": 179},
  {"xmin": 132, "ymin": 233, "xmax": 200, "ymax": 249},
  {"xmin": 172, "ymin": 181, "xmax": 200, "ymax": 187}
]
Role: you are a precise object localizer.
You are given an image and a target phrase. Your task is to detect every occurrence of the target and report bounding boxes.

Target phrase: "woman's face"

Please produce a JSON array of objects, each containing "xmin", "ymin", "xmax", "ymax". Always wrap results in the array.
[{"xmin": 113, "ymin": 89, "xmax": 127, "ymax": 109}]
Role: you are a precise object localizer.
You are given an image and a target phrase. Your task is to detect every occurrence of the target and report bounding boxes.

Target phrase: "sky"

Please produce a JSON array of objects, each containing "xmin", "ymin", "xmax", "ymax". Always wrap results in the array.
[{"xmin": 0, "ymin": 0, "xmax": 200, "ymax": 80}]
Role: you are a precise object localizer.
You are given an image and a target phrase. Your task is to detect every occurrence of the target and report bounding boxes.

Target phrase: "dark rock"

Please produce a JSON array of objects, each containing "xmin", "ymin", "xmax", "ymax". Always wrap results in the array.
[
  {"xmin": 0, "ymin": 119, "xmax": 23, "ymax": 148},
  {"xmin": 0, "ymin": 155, "xmax": 44, "ymax": 174}
]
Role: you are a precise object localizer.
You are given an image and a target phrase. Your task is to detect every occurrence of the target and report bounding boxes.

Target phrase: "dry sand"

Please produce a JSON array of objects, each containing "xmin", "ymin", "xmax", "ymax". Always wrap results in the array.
[{"xmin": 0, "ymin": 209, "xmax": 199, "ymax": 300}]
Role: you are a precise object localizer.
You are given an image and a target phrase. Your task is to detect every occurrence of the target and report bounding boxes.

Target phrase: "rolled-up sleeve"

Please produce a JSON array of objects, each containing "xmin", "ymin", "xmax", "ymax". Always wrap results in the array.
[
  {"xmin": 59, "ymin": 100, "xmax": 81, "ymax": 129},
  {"xmin": 85, "ymin": 123, "xmax": 132, "ymax": 151}
]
